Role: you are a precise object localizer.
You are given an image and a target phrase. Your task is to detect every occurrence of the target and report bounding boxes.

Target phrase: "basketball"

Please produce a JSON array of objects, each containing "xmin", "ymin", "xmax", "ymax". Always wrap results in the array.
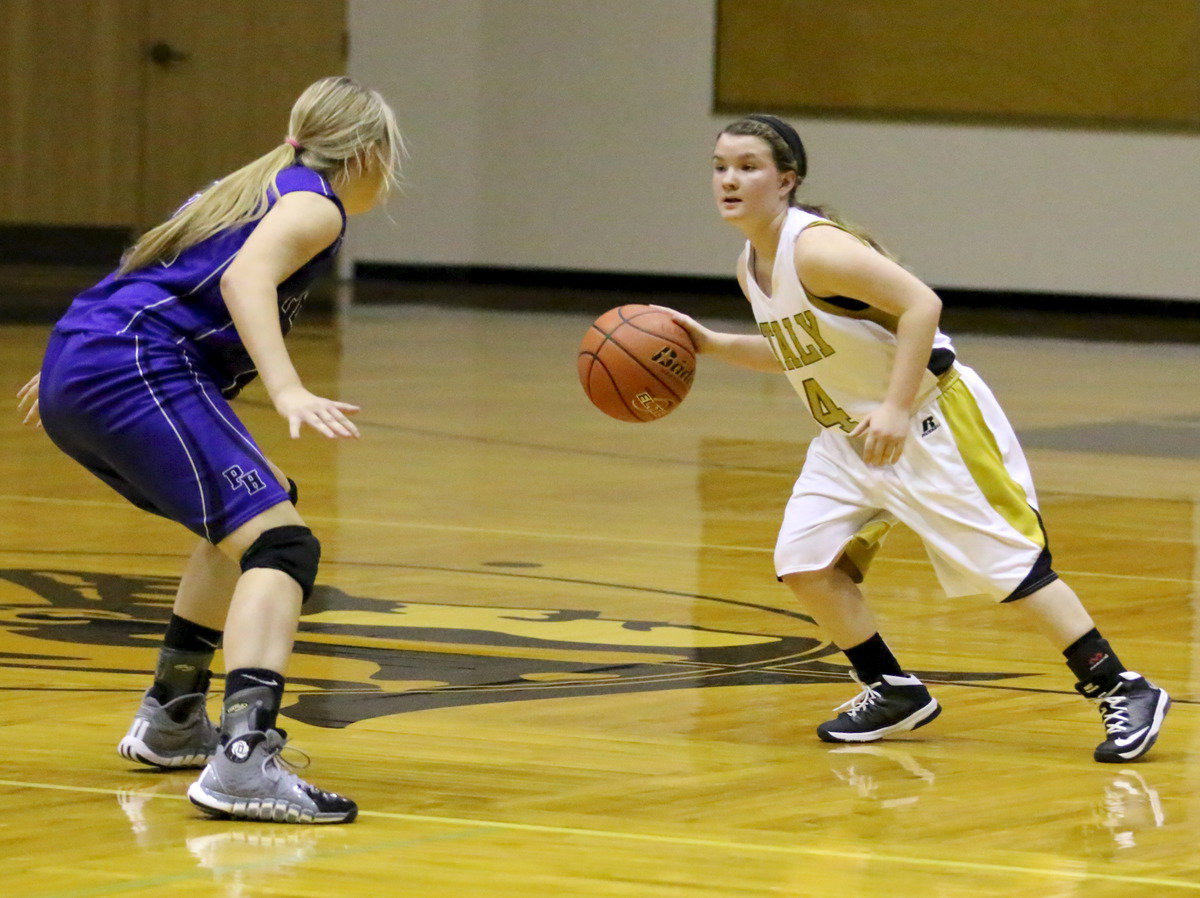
[{"xmin": 577, "ymin": 304, "xmax": 697, "ymax": 422}]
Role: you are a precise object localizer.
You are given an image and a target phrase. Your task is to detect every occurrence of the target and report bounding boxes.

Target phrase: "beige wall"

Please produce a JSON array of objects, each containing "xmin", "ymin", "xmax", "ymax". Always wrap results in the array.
[{"xmin": 347, "ymin": 0, "xmax": 1200, "ymax": 302}]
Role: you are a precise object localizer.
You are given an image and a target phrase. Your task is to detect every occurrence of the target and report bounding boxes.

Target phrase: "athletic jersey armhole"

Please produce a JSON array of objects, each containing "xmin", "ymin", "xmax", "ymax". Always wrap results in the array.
[
  {"xmin": 793, "ymin": 221, "xmax": 871, "ymax": 312},
  {"xmin": 273, "ymin": 167, "xmax": 347, "ymax": 230}
]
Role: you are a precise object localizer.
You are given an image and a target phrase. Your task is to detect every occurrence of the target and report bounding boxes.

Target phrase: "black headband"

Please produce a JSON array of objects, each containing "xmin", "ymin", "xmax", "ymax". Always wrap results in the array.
[{"xmin": 744, "ymin": 114, "xmax": 806, "ymax": 183}]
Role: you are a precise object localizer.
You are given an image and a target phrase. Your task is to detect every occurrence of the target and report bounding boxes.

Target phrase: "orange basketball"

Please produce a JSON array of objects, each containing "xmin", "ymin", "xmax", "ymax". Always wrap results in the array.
[{"xmin": 577, "ymin": 304, "xmax": 697, "ymax": 422}]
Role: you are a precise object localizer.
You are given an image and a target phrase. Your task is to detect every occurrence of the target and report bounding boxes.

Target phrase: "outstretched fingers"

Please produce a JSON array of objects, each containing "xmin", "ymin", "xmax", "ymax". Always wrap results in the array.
[
  {"xmin": 318, "ymin": 406, "xmax": 359, "ymax": 439},
  {"xmin": 16, "ymin": 373, "xmax": 41, "ymax": 428},
  {"xmin": 289, "ymin": 402, "xmax": 362, "ymax": 440}
]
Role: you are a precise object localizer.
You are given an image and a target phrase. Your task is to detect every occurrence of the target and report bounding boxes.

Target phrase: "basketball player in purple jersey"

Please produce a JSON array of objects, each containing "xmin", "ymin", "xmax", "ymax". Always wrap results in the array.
[{"xmin": 17, "ymin": 76, "xmax": 403, "ymax": 823}]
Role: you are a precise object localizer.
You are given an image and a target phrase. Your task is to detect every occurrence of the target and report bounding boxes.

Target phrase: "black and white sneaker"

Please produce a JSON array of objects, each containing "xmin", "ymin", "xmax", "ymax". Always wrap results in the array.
[
  {"xmin": 817, "ymin": 673, "xmax": 941, "ymax": 743},
  {"xmin": 1078, "ymin": 671, "xmax": 1170, "ymax": 763}
]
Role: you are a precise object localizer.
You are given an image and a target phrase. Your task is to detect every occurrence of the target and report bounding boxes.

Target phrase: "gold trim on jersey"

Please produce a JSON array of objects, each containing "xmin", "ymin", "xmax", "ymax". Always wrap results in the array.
[
  {"xmin": 795, "ymin": 222, "xmax": 901, "ymax": 331},
  {"xmin": 839, "ymin": 516, "xmax": 895, "ymax": 583},
  {"xmin": 936, "ymin": 376, "xmax": 1044, "ymax": 548},
  {"xmin": 936, "ymin": 365, "xmax": 961, "ymax": 392}
]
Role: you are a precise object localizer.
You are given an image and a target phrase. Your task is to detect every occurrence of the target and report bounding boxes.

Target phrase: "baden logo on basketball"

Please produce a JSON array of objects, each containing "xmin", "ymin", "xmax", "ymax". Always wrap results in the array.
[
  {"xmin": 650, "ymin": 346, "xmax": 695, "ymax": 384},
  {"xmin": 577, "ymin": 304, "xmax": 696, "ymax": 422}
]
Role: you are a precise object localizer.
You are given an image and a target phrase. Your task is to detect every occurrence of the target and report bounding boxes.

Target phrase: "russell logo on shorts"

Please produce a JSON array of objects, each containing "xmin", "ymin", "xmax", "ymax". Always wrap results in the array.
[{"xmin": 921, "ymin": 416, "xmax": 940, "ymax": 437}]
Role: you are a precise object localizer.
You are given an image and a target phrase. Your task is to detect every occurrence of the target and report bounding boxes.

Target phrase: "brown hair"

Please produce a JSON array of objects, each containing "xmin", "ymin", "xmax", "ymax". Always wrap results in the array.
[{"xmin": 720, "ymin": 116, "xmax": 894, "ymax": 258}]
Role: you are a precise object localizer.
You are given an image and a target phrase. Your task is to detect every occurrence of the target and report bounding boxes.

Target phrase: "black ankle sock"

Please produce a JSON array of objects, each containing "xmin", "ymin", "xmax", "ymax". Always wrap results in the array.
[
  {"xmin": 147, "ymin": 615, "xmax": 221, "ymax": 705},
  {"xmin": 224, "ymin": 668, "xmax": 286, "ymax": 734},
  {"xmin": 163, "ymin": 613, "xmax": 223, "ymax": 653},
  {"xmin": 1064, "ymin": 627, "xmax": 1125, "ymax": 693},
  {"xmin": 843, "ymin": 633, "xmax": 904, "ymax": 684}
]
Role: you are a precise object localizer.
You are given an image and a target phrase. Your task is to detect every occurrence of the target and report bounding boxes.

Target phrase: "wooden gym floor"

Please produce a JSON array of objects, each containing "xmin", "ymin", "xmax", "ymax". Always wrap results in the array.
[{"xmin": 1, "ymin": 298, "xmax": 1198, "ymax": 896}]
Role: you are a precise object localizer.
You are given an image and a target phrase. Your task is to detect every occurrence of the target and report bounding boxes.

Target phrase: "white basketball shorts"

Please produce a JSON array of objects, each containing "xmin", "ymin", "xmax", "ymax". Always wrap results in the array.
[{"xmin": 774, "ymin": 365, "xmax": 1055, "ymax": 601}]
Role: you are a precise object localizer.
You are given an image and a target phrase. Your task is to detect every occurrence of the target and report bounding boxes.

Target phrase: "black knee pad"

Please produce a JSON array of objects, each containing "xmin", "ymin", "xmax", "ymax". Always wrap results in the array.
[{"xmin": 240, "ymin": 525, "xmax": 320, "ymax": 601}]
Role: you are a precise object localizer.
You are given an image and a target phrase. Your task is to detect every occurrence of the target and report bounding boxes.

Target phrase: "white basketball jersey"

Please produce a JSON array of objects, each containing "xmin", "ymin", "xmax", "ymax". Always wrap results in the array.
[{"xmin": 741, "ymin": 207, "xmax": 956, "ymax": 430}]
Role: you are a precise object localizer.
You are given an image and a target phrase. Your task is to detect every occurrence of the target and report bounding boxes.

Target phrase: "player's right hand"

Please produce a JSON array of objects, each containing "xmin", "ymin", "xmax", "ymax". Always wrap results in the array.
[
  {"xmin": 17, "ymin": 373, "xmax": 41, "ymax": 428},
  {"xmin": 651, "ymin": 305, "xmax": 714, "ymax": 354},
  {"xmin": 272, "ymin": 384, "xmax": 361, "ymax": 440}
]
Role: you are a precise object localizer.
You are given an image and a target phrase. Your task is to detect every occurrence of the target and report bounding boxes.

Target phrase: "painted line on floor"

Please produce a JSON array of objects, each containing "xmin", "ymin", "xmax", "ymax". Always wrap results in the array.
[{"xmin": 1, "ymin": 778, "xmax": 1198, "ymax": 892}]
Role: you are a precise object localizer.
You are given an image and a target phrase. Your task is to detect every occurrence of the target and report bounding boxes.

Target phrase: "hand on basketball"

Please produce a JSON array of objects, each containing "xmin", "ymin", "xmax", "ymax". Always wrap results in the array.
[
  {"xmin": 651, "ymin": 306, "xmax": 713, "ymax": 353},
  {"xmin": 851, "ymin": 401, "xmax": 908, "ymax": 466},
  {"xmin": 273, "ymin": 384, "xmax": 361, "ymax": 440},
  {"xmin": 17, "ymin": 373, "xmax": 41, "ymax": 428}
]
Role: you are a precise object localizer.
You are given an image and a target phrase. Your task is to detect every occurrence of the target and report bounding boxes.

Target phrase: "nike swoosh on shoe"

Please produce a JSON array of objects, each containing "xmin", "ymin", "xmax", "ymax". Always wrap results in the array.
[{"xmin": 1113, "ymin": 727, "xmax": 1150, "ymax": 749}]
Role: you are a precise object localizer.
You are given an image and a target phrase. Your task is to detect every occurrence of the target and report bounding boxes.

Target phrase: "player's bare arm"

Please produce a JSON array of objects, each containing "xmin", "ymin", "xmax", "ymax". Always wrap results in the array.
[
  {"xmin": 654, "ymin": 257, "xmax": 781, "ymax": 373},
  {"xmin": 220, "ymin": 192, "xmax": 360, "ymax": 440},
  {"xmin": 796, "ymin": 226, "xmax": 941, "ymax": 465}
]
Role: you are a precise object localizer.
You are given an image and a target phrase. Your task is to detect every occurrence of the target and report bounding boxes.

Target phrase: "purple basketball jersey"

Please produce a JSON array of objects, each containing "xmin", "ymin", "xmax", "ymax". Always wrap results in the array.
[
  {"xmin": 39, "ymin": 164, "xmax": 345, "ymax": 544},
  {"xmin": 55, "ymin": 165, "xmax": 345, "ymax": 398}
]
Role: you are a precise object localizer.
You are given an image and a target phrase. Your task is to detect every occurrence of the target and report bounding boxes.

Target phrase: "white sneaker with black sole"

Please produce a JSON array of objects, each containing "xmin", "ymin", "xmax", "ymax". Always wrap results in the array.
[{"xmin": 817, "ymin": 672, "xmax": 941, "ymax": 743}]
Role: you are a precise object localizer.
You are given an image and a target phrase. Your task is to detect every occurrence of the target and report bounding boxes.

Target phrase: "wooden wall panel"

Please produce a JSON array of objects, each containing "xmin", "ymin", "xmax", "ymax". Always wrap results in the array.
[
  {"xmin": 0, "ymin": 0, "xmax": 144, "ymax": 225},
  {"xmin": 0, "ymin": 0, "xmax": 345, "ymax": 229},
  {"xmin": 715, "ymin": 0, "xmax": 1200, "ymax": 130},
  {"xmin": 139, "ymin": 0, "xmax": 346, "ymax": 223}
]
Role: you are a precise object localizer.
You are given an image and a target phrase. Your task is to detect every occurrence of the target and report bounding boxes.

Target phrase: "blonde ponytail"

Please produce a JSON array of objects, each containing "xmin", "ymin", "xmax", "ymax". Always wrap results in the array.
[
  {"xmin": 119, "ymin": 76, "xmax": 405, "ymax": 275},
  {"xmin": 119, "ymin": 144, "xmax": 296, "ymax": 274}
]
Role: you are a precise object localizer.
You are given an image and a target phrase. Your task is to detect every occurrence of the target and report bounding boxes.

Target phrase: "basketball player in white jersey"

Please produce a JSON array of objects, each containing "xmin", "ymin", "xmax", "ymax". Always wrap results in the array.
[{"xmin": 667, "ymin": 114, "xmax": 1168, "ymax": 762}]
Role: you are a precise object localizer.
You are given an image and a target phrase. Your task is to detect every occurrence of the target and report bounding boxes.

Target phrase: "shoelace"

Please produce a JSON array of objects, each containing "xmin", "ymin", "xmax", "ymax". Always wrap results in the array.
[
  {"xmin": 1097, "ymin": 694, "xmax": 1132, "ymax": 736},
  {"xmin": 833, "ymin": 683, "xmax": 882, "ymax": 718},
  {"xmin": 278, "ymin": 744, "xmax": 312, "ymax": 772},
  {"xmin": 260, "ymin": 736, "xmax": 346, "ymax": 802},
  {"xmin": 260, "ymin": 733, "xmax": 312, "ymax": 774}
]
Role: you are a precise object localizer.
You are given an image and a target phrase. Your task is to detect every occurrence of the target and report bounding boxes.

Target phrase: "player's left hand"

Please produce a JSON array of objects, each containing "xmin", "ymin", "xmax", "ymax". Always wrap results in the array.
[
  {"xmin": 851, "ymin": 401, "xmax": 908, "ymax": 466},
  {"xmin": 273, "ymin": 383, "xmax": 361, "ymax": 440},
  {"xmin": 17, "ymin": 373, "xmax": 41, "ymax": 428}
]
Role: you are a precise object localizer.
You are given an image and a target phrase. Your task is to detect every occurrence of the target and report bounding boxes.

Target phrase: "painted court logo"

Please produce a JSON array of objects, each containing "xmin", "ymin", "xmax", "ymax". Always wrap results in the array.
[{"xmin": 0, "ymin": 567, "xmax": 1029, "ymax": 730}]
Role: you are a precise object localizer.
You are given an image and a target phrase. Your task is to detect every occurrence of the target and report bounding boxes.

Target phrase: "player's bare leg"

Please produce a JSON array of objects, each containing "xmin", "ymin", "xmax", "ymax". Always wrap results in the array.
[
  {"xmin": 782, "ymin": 562, "xmax": 939, "ymax": 743},
  {"xmin": 187, "ymin": 503, "xmax": 356, "ymax": 823},
  {"xmin": 1010, "ymin": 579, "xmax": 1169, "ymax": 762},
  {"xmin": 782, "ymin": 562, "xmax": 876, "ymax": 650},
  {"xmin": 118, "ymin": 539, "xmax": 235, "ymax": 768},
  {"xmin": 174, "ymin": 539, "xmax": 241, "ymax": 630},
  {"xmin": 1008, "ymin": 578, "xmax": 1093, "ymax": 650}
]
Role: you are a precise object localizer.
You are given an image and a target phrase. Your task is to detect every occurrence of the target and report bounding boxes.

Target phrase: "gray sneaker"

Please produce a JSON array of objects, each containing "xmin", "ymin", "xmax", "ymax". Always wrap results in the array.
[
  {"xmin": 187, "ymin": 730, "xmax": 357, "ymax": 824},
  {"xmin": 118, "ymin": 691, "xmax": 218, "ymax": 769}
]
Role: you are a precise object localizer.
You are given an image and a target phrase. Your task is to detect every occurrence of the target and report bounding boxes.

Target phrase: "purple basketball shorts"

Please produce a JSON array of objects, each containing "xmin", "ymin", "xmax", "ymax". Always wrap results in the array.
[{"xmin": 39, "ymin": 329, "xmax": 289, "ymax": 544}]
